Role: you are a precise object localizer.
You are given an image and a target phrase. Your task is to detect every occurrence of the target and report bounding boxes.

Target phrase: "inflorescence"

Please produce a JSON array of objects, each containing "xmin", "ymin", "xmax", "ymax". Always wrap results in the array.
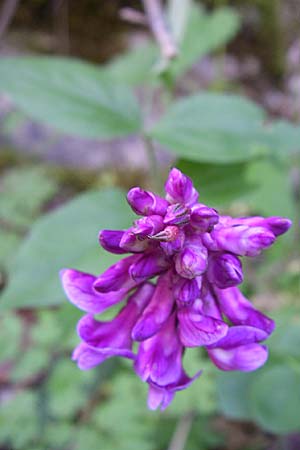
[{"xmin": 61, "ymin": 168, "xmax": 291, "ymax": 410}]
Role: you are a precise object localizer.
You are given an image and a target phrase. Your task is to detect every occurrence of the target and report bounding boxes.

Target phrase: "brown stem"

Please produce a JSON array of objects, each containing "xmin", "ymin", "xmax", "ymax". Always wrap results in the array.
[
  {"xmin": 142, "ymin": 0, "xmax": 178, "ymax": 61},
  {"xmin": 119, "ymin": 8, "xmax": 147, "ymax": 26},
  {"xmin": 0, "ymin": 0, "xmax": 20, "ymax": 40},
  {"xmin": 167, "ymin": 411, "xmax": 196, "ymax": 450}
]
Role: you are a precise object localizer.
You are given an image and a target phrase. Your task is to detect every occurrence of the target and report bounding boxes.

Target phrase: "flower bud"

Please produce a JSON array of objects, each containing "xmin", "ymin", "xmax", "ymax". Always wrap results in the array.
[
  {"xmin": 119, "ymin": 229, "xmax": 153, "ymax": 253},
  {"xmin": 212, "ymin": 225, "xmax": 276, "ymax": 256},
  {"xmin": 127, "ymin": 187, "xmax": 168, "ymax": 216},
  {"xmin": 129, "ymin": 252, "xmax": 170, "ymax": 282},
  {"xmin": 175, "ymin": 244, "xmax": 208, "ymax": 279},
  {"xmin": 98, "ymin": 230, "xmax": 127, "ymax": 254},
  {"xmin": 207, "ymin": 253, "xmax": 243, "ymax": 288},
  {"xmin": 133, "ymin": 215, "xmax": 164, "ymax": 237},
  {"xmin": 163, "ymin": 203, "xmax": 190, "ymax": 226},
  {"xmin": 165, "ymin": 168, "xmax": 198, "ymax": 206},
  {"xmin": 173, "ymin": 277, "xmax": 201, "ymax": 304},
  {"xmin": 229, "ymin": 216, "xmax": 292, "ymax": 237},
  {"xmin": 160, "ymin": 229, "xmax": 185, "ymax": 256},
  {"xmin": 93, "ymin": 255, "xmax": 139, "ymax": 293},
  {"xmin": 190, "ymin": 204, "xmax": 219, "ymax": 231}
]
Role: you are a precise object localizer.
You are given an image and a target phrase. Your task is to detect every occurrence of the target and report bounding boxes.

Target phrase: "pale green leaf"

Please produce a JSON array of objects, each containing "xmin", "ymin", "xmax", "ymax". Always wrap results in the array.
[
  {"xmin": 0, "ymin": 188, "xmax": 132, "ymax": 309},
  {"xmin": 150, "ymin": 93, "xmax": 268, "ymax": 163},
  {"xmin": 250, "ymin": 365, "xmax": 300, "ymax": 434},
  {"xmin": 0, "ymin": 57, "xmax": 141, "ymax": 138}
]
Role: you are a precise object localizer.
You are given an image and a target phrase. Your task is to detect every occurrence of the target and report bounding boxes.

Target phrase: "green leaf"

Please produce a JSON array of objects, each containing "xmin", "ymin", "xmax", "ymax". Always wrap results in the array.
[
  {"xmin": 245, "ymin": 160, "xmax": 295, "ymax": 218},
  {"xmin": 105, "ymin": 4, "xmax": 239, "ymax": 87},
  {"xmin": 264, "ymin": 120, "xmax": 300, "ymax": 157},
  {"xmin": 249, "ymin": 365, "xmax": 300, "ymax": 434},
  {"xmin": 168, "ymin": 6, "xmax": 240, "ymax": 80},
  {"xmin": 47, "ymin": 359, "xmax": 93, "ymax": 418},
  {"xmin": 105, "ymin": 44, "xmax": 158, "ymax": 86},
  {"xmin": 12, "ymin": 348, "xmax": 50, "ymax": 382},
  {"xmin": 0, "ymin": 188, "xmax": 133, "ymax": 309},
  {"xmin": 168, "ymin": 0, "xmax": 192, "ymax": 45},
  {"xmin": 177, "ymin": 159, "xmax": 255, "ymax": 206},
  {"xmin": 267, "ymin": 313, "xmax": 300, "ymax": 359},
  {"xmin": 0, "ymin": 166, "xmax": 58, "ymax": 267},
  {"xmin": 150, "ymin": 93, "xmax": 268, "ymax": 163},
  {"xmin": 0, "ymin": 312, "xmax": 22, "ymax": 360},
  {"xmin": 0, "ymin": 391, "xmax": 38, "ymax": 449},
  {"xmin": 0, "ymin": 57, "xmax": 141, "ymax": 139},
  {"xmin": 0, "ymin": 166, "xmax": 58, "ymax": 228},
  {"xmin": 216, "ymin": 371, "xmax": 256, "ymax": 421}
]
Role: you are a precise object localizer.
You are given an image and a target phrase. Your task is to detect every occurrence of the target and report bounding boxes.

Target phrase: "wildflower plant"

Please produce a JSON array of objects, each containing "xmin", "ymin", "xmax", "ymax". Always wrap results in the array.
[{"xmin": 61, "ymin": 168, "xmax": 291, "ymax": 410}]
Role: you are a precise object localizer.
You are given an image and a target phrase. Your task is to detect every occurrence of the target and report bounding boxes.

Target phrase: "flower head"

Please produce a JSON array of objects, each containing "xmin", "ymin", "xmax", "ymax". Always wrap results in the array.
[{"xmin": 61, "ymin": 168, "xmax": 291, "ymax": 410}]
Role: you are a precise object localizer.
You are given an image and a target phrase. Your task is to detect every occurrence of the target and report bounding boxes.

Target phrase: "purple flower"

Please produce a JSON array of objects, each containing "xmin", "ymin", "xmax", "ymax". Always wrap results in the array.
[{"xmin": 61, "ymin": 167, "xmax": 291, "ymax": 409}]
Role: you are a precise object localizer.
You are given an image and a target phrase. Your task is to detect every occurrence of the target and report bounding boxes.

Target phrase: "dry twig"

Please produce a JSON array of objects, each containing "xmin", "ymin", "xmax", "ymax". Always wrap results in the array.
[
  {"xmin": 0, "ymin": 0, "xmax": 20, "ymax": 40},
  {"xmin": 142, "ymin": 0, "xmax": 178, "ymax": 61}
]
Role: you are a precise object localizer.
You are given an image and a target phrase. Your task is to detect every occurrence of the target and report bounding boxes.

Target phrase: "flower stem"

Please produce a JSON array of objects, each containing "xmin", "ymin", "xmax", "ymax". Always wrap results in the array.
[
  {"xmin": 167, "ymin": 411, "xmax": 196, "ymax": 450},
  {"xmin": 143, "ymin": 135, "xmax": 162, "ymax": 193}
]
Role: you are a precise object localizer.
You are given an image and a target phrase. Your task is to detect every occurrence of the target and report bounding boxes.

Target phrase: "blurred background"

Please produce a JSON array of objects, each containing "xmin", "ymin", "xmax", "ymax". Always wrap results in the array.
[{"xmin": 0, "ymin": 1, "xmax": 300, "ymax": 449}]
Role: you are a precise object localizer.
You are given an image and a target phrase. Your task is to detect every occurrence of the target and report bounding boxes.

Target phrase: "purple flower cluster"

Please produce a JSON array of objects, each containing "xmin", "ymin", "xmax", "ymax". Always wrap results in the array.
[{"xmin": 61, "ymin": 168, "xmax": 291, "ymax": 410}]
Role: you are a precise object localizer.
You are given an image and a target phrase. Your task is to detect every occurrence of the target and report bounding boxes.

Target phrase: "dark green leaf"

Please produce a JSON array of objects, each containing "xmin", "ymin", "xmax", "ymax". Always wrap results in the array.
[
  {"xmin": 0, "ymin": 188, "xmax": 133, "ymax": 309},
  {"xmin": 216, "ymin": 371, "xmax": 256, "ymax": 421},
  {"xmin": 0, "ymin": 57, "xmax": 141, "ymax": 138},
  {"xmin": 250, "ymin": 365, "xmax": 300, "ymax": 434},
  {"xmin": 150, "ymin": 93, "xmax": 268, "ymax": 163}
]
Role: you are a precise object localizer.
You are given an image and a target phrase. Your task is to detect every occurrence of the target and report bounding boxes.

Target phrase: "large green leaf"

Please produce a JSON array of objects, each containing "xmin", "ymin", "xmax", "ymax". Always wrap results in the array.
[
  {"xmin": 0, "ymin": 57, "xmax": 141, "ymax": 139},
  {"xmin": 0, "ymin": 189, "xmax": 133, "ymax": 309},
  {"xmin": 105, "ymin": 44, "xmax": 158, "ymax": 87},
  {"xmin": 150, "ymin": 93, "xmax": 269, "ymax": 163},
  {"xmin": 250, "ymin": 365, "xmax": 300, "ymax": 434},
  {"xmin": 216, "ymin": 371, "xmax": 256, "ymax": 421},
  {"xmin": 264, "ymin": 120, "xmax": 300, "ymax": 157}
]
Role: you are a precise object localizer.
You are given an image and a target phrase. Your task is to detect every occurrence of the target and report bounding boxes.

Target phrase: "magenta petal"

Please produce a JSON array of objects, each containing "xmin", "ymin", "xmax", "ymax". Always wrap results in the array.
[
  {"xmin": 207, "ymin": 253, "xmax": 243, "ymax": 289},
  {"xmin": 98, "ymin": 230, "xmax": 128, "ymax": 254},
  {"xmin": 178, "ymin": 306, "xmax": 228, "ymax": 347},
  {"xmin": 132, "ymin": 272, "xmax": 174, "ymax": 341},
  {"xmin": 173, "ymin": 277, "xmax": 200, "ymax": 304},
  {"xmin": 212, "ymin": 225, "xmax": 275, "ymax": 256},
  {"xmin": 147, "ymin": 369, "xmax": 202, "ymax": 410},
  {"xmin": 119, "ymin": 229, "xmax": 154, "ymax": 253},
  {"xmin": 74, "ymin": 283, "xmax": 155, "ymax": 369},
  {"xmin": 93, "ymin": 254, "xmax": 140, "ymax": 293},
  {"xmin": 165, "ymin": 168, "xmax": 199, "ymax": 206},
  {"xmin": 127, "ymin": 187, "xmax": 168, "ymax": 216},
  {"xmin": 190, "ymin": 204, "xmax": 219, "ymax": 231},
  {"xmin": 163, "ymin": 203, "xmax": 191, "ymax": 226},
  {"xmin": 129, "ymin": 252, "xmax": 170, "ymax": 283},
  {"xmin": 215, "ymin": 287, "xmax": 275, "ymax": 336},
  {"xmin": 72, "ymin": 343, "xmax": 108, "ymax": 370},
  {"xmin": 228, "ymin": 216, "xmax": 292, "ymax": 237},
  {"xmin": 207, "ymin": 325, "xmax": 268, "ymax": 349},
  {"xmin": 147, "ymin": 384, "xmax": 175, "ymax": 411},
  {"xmin": 60, "ymin": 269, "xmax": 125, "ymax": 314},
  {"xmin": 175, "ymin": 244, "xmax": 208, "ymax": 279},
  {"xmin": 133, "ymin": 215, "xmax": 164, "ymax": 237},
  {"xmin": 135, "ymin": 314, "xmax": 183, "ymax": 386},
  {"xmin": 208, "ymin": 343, "xmax": 268, "ymax": 371}
]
